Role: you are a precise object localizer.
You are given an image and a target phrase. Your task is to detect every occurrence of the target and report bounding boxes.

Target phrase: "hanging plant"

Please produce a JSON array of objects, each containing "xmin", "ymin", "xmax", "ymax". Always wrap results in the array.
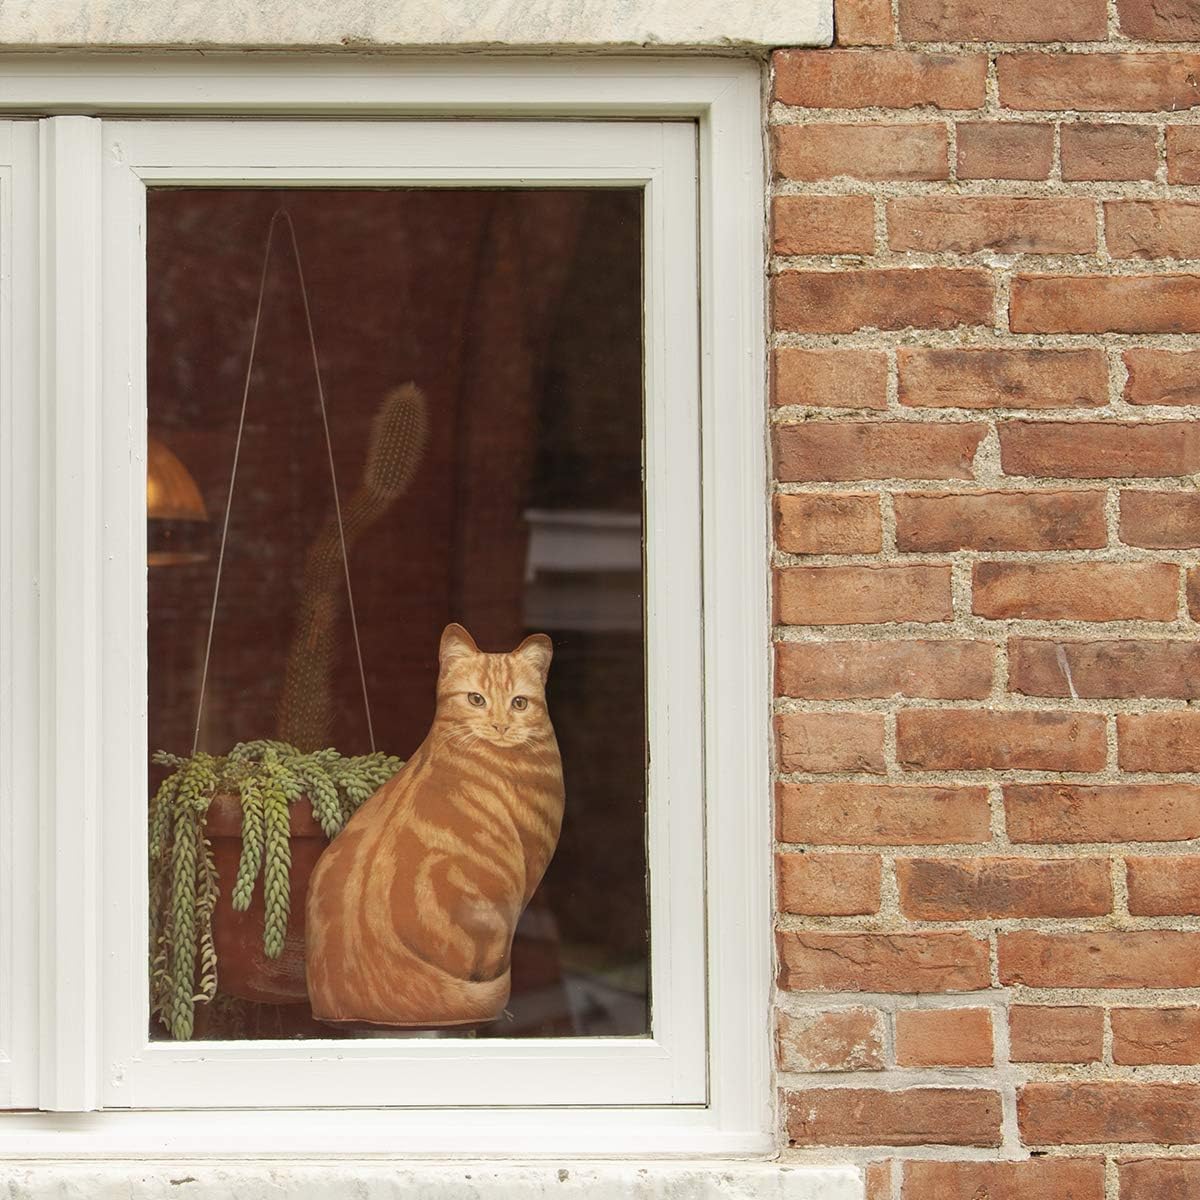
[{"xmin": 149, "ymin": 739, "xmax": 402, "ymax": 1040}]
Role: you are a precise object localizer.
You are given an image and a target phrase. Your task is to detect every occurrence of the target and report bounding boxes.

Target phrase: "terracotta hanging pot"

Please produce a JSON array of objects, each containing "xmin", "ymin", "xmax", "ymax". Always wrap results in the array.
[{"xmin": 207, "ymin": 792, "xmax": 329, "ymax": 1005}]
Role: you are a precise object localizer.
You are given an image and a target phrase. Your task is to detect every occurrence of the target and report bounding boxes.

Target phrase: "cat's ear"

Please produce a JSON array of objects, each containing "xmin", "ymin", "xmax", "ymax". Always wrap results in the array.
[
  {"xmin": 439, "ymin": 623, "xmax": 479, "ymax": 665},
  {"xmin": 513, "ymin": 633, "xmax": 553, "ymax": 684}
]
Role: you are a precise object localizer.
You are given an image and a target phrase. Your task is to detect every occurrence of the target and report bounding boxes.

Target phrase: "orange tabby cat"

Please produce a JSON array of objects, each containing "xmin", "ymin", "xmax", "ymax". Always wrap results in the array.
[{"xmin": 305, "ymin": 623, "xmax": 565, "ymax": 1028}]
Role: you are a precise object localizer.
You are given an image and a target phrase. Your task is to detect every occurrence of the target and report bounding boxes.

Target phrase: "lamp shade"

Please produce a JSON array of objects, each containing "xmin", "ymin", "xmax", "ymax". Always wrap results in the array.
[{"xmin": 147, "ymin": 434, "xmax": 209, "ymax": 566}]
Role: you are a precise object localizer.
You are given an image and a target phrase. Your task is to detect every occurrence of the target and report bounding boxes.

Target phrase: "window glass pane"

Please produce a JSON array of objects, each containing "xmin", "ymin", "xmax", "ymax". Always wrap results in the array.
[{"xmin": 146, "ymin": 188, "xmax": 647, "ymax": 1041}]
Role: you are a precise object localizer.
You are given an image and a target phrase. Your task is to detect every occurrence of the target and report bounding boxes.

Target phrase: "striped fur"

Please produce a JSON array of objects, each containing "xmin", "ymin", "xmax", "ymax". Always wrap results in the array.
[{"xmin": 305, "ymin": 623, "xmax": 564, "ymax": 1028}]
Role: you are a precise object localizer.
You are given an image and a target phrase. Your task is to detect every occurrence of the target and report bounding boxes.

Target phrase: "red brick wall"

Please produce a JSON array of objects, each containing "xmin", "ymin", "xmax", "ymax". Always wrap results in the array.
[{"xmin": 770, "ymin": 3, "xmax": 1200, "ymax": 1195}]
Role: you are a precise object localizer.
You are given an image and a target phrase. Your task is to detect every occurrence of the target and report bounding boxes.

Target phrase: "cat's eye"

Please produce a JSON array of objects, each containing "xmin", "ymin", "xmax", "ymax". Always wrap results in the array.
[
  {"xmin": 467, "ymin": 692, "xmax": 486, "ymax": 707},
  {"xmin": 511, "ymin": 696, "xmax": 528, "ymax": 711}
]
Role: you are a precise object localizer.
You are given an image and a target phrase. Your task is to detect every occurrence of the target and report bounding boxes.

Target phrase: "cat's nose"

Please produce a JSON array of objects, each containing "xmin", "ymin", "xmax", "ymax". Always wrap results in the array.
[{"xmin": 492, "ymin": 722, "xmax": 509, "ymax": 735}]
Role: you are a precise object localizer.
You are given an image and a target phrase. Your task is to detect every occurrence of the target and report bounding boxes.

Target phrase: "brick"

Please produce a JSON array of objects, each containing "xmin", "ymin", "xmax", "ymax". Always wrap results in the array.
[
  {"xmin": 776, "ymin": 712, "xmax": 886, "ymax": 775},
  {"xmin": 774, "ymin": 123, "xmax": 948, "ymax": 182},
  {"xmin": 1010, "ymin": 639, "xmax": 1200, "ymax": 699},
  {"xmin": 777, "ymin": 1007, "xmax": 885, "ymax": 1072},
  {"xmin": 1189, "ymin": 566, "xmax": 1200, "ymax": 621},
  {"xmin": 775, "ymin": 269, "xmax": 993, "ymax": 334},
  {"xmin": 777, "ymin": 781, "xmax": 992, "ymax": 846},
  {"xmin": 1107, "ymin": 201, "xmax": 1200, "ymax": 260},
  {"xmin": 778, "ymin": 851, "xmax": 882, "ymax": 915},
  {"xmin": 774, "ymin": 348, "xmax": 889, "ymax": 411},
  {"xmin": 999, "ymin": 421, "xmax": 1200, "ymax": 478},
  {"xmin": 1119, "ymin": 712, "xmax": 1200, "ymax": 771},
  {"xmin": 900, "ymin": 0, "xmax": 1107, "ymax": 42},
  {"xmin": 1005, "ymin": 783, "xmax": 1200, "ymax": 844},
  {"xmin": 956, "ymin": 122, "xmax": 1054, "ymax": 180},
  {"xmin": 1010, "ymin": 1006, "xmax": 1104, "ymax": 1064},
  {"xmin": 835, "ymin": 0, "xmax": 894, "ymax": 44},
  {"xmin": 777, "ymin": 930, "xmax": 991, "ymax": 993},
  {"xmin": 894, "ymin": 1008, "xmax": 993, "ymax": 1068},
  {"xmin": 903, "ymin": 1159, "xmax": 1105, "ymax": 1200},
  {"xmin": 972, "ymin": 561, "xmax": 1178, "ymax": 621},
  {"xmin": 773, "ymin": 195, "xmax": 876, "ymax": 257},
  {"xmin": 895, "ymin": 490, "xmax": 1107, "ymax": 552},
  {"xmin": 1118, "ymin": 0, "xmax": 1200, "ymax": 40},
  {"xmin": 1127, "ymin": 857, "xmax": 1200, "ymax": 916},
  {"xmin": 1123, "ymin": 348, "xmax": 1200, "ymax": 406},
  {"xmin": 865, "ymin": 1161, "xmax": 892, "ymax": 1200},
  {"xmin": 786, "ymin": 1087, "xmax": 1002, "ymax": 1148},
  {"xmin": 897, "ymin": 710, "xmax": 1107, "ymax": 773},
  {"xmin": 1000, "ymin": 930, "xmax": 1200, "ymax": 988},
  {"xmin": 777, "ymin": 564, "xmax": 953, "ymax": 625},
  {"xmin": 1019, "ymin": 1082, "xmax": 1200, "ymax": 1146},
  {"xmin": 1119, "ymin": 1159, "xmax": 1200, "ymax": 1200},
  {"xmin": 897, "ymin": 856, "xmax": 1111, "ymax": 920},
  {"xmin": 774, "ymin": 49, "xmax": 987, "ymax": 111},
  {"xmin": 1168, "ymin": 126, "xmax": 1200, "ymax": 184},
  {"xmin": 1113, "ymin": 1007, "xmax": 1200, "ymax": 1065},
  {"xmin": 777, "ymin": 639, "xmax": 995, "ymax": 700},
  {"xmin": 897, "ymin": 348, "xmax": 1107, "ymax": 411},
  {"xmin": 776, "ymin": 422, "xmax": 987, "ymax": 483},
  {"xmin": 998, "ymin": 52, "xmax": 1200, "ymax": 113},
  {"xmin": 1061, "ymin": 124, "xmax": 1159, "ymax": 182},
  {"xmin": 775, "ymin": 493, "xmax": 883, "ymax": 554},
  {"xmin": 1120, "ymin": 490, "xmax": 1200, "ymax": 548},
  {"xmin": 1010, "ymin": 275, "xmax": 1200, "ymax": 335},
  {"xmin": 888, "ymin": 197, "xmax": 1095, "ymax": 255}
]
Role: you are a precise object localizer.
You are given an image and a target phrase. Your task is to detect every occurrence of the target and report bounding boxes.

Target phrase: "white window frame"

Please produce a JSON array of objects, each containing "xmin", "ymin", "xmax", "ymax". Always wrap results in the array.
[{"xmin": 0, "ymin": 55, "xmax": 770, "ymax": 1158}]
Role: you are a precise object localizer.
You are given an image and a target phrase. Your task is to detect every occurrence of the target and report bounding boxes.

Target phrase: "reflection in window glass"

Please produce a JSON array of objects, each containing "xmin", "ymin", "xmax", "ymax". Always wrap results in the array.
[{"xmin": 146, "ymin": 189, "xmax": 646, "ymax": 1041}]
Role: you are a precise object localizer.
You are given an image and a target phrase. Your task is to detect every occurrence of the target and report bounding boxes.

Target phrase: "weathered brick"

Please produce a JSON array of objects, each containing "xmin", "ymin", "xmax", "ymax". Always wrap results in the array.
[
  {"xmin": 999, "ymin": 53, "xmax": 1200, "ymax": 113},
  {"xmin": 774, "ymin": 123, "xmax": 948, "ymax": 182},
  {"xmin": 1113, "ymin": 1007, "xmax": 1200, "ymax": 1065},
  {"xmin": 1123, "ymin": 348, "xmax": 1200, "ymax": 406},
  {"xmin": 777, "ymin": 564, "xmax": 953, "ymax": 626},
  {"xmin": 778, "ymin": 851, "xmax": 883, "ymax": 916},
  {"xmin": 900, "ymin": 0, "xmax": 1107, "ymax": 42},
  {"xmin": 897, "ymin": 856, "xmax": 1111, "ymax": 920},
  {"xmin": 1118, "ymin": 0, "xmax": 1200, "ymax": 40},
  {"xmin": 1119, "ymin": 712, "xmax": 1200, "ymax": 771},
  {"xmin": 777, "ymin": 781, "xmax": 992, "ymax": 846},
  {"xmin": 778, "ymin": 930, "xmax": 991, "ymax": 993},
  {"xmin": 887, "ymin": 197, "xmax": 1095, "ymax": 255},
  {"xmin": 776, "ymin": 422, "xmax": 987, "ymax": 482},
  {"xmin": 1019, "ymin": 1082, "xmax": 1200, "ymax": 1146},
  {"xmin": 778, "ymin": 1007, "xmax": 886, "ymax": 1072},
  {"xmin": 775, "ymin": 269, "xmax": 993, "ymax": 334},
  {"xmin": 1167, "ymin": 126, "xmax": 1200, "ymax": 184},
  {"xmin": 776, "ymin": 712, "xmax": 886, "ymax": 774},
  {"xmin": 972, "ymin": 561, "xmax": 1178, "ymax": 621},
  {"xmin": 1000, "ymin": 930, "xmax": 1200, "ymax": 988},
  {"xmin": 1119, "ymin": 1158, "xmax": 1200, "ymax": 1200},
  {"xmin": 777, "ymin": 639, "xmax": 994, "ymax": 700},
  {"xmin": 1010, "ymin": 275, "xmax": 1200, "ymax": 334},
  {"xmin": 1010, "ymin": 1006, "xmax": 1104, "ymax": 1064},
  {"xmin": 773, "ymin": 195, "xmax": 876, "ymax": 257},
  {"xmin": 1107, "ymin": 201, "xmax": 1200, "ymax": 260},
  {"xmin": 1010, "ymin": 639, "xmax": 1200, "ymax": 699},
  {"xmin": 774, "ymin": 348, "xmax": 889, "ymax": 410},
  {"xmin": 786, "ymin": 1087, "xmax": 1002, "ymax": 1148},
  {"xmin": 1120, "ymin": 490, "xmax": 1200, "ymax": 548},
  {"xmin": 1061, "ymin": 123, "xmax": 1159, "ymax": 182},
  {"xmin": 865, "ymin": 1161, "xmax": 892, "ymax": 1200},
  {"xmin": 903, "ymin": 1159, "xmax": 1105, "ymax": 1200},
  {"xmin": 897, "ymin": 348, "xmax": 1108, "ymax": 411},
  {"xmin": 956, "ymin": 122, "xmax": 1054, "ymax": 180},
  {"xmin": 894, "ymin": 1008, "xmax": 993, "ymax": 1068},
  {"xmin": 1127, "ymin": 857, "xmax": 1200, "ymax": 917},
  {"xmin": 895, "ymin": 490, "xmax": 1107, "ymax": 551},
  {"xmin": 775, "ymin": 49, "xmax": 986, "ymax": 110},
  {"xmin": 775, "ymin": 493, "xmax": 884, "ymax": 554},
  {"xmin": 1005, "ymin": 783, "xmax": 1200, "ymax": 844},
  {"xmin": 897, "ymin": 710, "xmax": 1107, "ymax": 772},
  {"xmin": 835, "ymin": 0, "xmax": 894, "ymax": 44},
  {"xmin": 999, "ymin": 421, "xmax": 1200, "ymax": 479},
  {"xmin": 1188, "ymin": 566, "xmax": 1200, "ymax": 621}
]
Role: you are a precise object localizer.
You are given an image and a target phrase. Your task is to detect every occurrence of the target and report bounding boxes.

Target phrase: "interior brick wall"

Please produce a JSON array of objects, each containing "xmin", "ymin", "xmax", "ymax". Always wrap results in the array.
[{"xmin": 769, "ymin": 3, "xmax": 1200, "ymax": 1196}]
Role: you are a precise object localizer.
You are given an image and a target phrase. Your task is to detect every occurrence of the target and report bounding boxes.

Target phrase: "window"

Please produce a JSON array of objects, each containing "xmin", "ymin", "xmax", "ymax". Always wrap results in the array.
[{"xmin": 0, "ymin": 57, "xmax": 768, "ymax": 1155}]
